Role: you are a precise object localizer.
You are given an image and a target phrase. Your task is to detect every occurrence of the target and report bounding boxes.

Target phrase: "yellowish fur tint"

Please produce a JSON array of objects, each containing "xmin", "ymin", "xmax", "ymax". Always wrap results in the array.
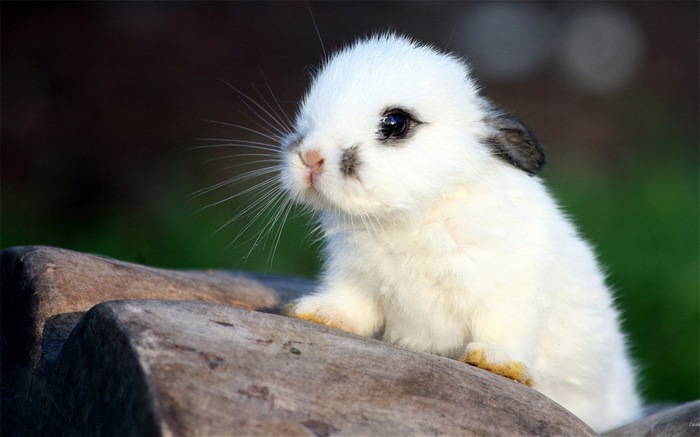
[{"xmin": 461, "ymin": 348, "xmax": 534, "ymax": 387}]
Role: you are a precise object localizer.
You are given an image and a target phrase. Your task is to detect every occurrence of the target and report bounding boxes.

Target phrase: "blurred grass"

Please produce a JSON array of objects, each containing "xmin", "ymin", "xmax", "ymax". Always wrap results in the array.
[{"xmin": 3, "ymin": 132, "xmax": 698, "ymax": 406}]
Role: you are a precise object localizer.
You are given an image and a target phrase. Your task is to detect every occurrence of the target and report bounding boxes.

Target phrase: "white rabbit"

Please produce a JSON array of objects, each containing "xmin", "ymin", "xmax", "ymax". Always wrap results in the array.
[{"xmin": 279, "ymin": 33, "xmax": 641, "ymax": 432}]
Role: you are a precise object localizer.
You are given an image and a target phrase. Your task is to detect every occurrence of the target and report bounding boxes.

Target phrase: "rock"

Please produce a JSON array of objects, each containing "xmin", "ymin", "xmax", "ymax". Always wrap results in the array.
[
  {"xmin": 1, "ymin": 246, "xmax": 696, "ymax": 436},
  {"xmin": 1, "ymin": 246, "xmax": 309, "ymax": 436},
  {"xmin": 1, "ymin": 246, "xmax": 309, "ymax": 374},
  {"xmin": 604, "ymin": 400, "xmax": 700, "ymax": 437},
  {"xmin": 35, "ymin": 300, "xmax": 596, "ymax": 436}
]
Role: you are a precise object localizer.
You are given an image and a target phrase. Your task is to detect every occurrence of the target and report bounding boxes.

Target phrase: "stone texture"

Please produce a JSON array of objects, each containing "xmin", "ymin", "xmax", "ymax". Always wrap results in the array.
[
  {"xmin": 1, "ymin": 246, "xmax": 309, "ymax": 376},
  {"xmin": 1, "ymin": 246, "xmax": 696, "ymax": 436},
  {"xmin": 1, "ymin": 246, "xmax": 308, "ymax": 436},
  {"xmin": 604, "ymin": 400, "xmax": 700, "ymax": 437},
  {"xmin": 35, "ymin": 300, "xmax": 596, "ymax": 436}
]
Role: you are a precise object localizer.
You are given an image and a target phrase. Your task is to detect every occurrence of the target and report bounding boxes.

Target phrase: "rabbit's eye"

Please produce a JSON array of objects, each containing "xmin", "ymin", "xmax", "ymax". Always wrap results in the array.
[{"xmin": 379, "ymin": 111, "xmax": 410, "ymax": 140}]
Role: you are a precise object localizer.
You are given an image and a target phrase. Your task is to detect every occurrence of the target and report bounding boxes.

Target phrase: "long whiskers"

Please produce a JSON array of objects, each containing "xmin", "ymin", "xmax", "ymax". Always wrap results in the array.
[
  {"xmin": 188, "ymin": 139, "xmax": 281, "ymax": 154},
  {"xmin": 220, "ymin": 79, "xmax": 291, "ymax": 139},
  {"xmin": 201, "ymin": 119, "xmax": 283, "ymax": 143},
  {"xmin": 219, "ymin": 184, "xmax": 289, "ymax": 257},
  {"xmin": 191, "ymin": 80, "xmax": 313, "ymax": 269},
  {"xmin": 189, "ymin": 165, "xmax": 282, "ymax": 201},
  {"xmin": 258, "ymin": 69, "xmax": 296, "ymax": 129}
]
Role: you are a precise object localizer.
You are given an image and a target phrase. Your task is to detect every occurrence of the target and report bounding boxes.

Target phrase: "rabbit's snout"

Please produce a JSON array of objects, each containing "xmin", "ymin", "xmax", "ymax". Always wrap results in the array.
[
  {"xmin": 300, "ymin": 148, "xmax": 325, "ymax": 171},
  {"xmin": 299, "ymin": 148, "xmax": 325, "ymax": 187}
]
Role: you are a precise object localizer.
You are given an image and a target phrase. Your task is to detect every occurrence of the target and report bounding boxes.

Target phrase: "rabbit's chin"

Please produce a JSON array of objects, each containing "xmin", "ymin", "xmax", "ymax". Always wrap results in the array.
[
  {"xmin": 297, "ymin": 191, "xmax": 390, "ymax": 219},
  {"xmin": 284, "ymin": 174, "xmax": 396, "ymax": 219}
]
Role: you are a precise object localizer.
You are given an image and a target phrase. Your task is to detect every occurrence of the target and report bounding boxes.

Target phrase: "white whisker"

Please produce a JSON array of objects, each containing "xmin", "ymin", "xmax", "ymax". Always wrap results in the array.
[
  {"xmin": 220, "ymin": 79, "xmax": 290, "ymax": 139},
  {"xmin": 203, "ymin": 155, "xmax": 280, "ymax": 167},
  {"xmin": 259, "ymin": 197, "xmax": 296, "ymax": 268},
  {"xmin": 190, "ymin": 171, "xmax": 280, "ymax": 205},
  {"xmin": 214, "ymin": 186, "xmax": 284, "ymax": 240},
  {"xmin": 202, "ymin": 119, "xmax": 283, "ymax": 143},
  {"xmin": 258, "ymin": 70, "xmax": 296, "ymax": 130},
  {"xmin": 221, "ymin": 189, "xmax": 288, "ymax": 259},
  {"xmin": 189, "ymin": 139, "xmax": 281, "ymax": 153},
  {"xmin": 193, "ymin": 74, "xmax": 303, "ymax": 269},
  {"xmin": 251, "ymin": 82, "xmax": 294, "ymax": 134},
  {"xmin": 237, "ymin": 109, "xmax": 285, "ymax": 142}
]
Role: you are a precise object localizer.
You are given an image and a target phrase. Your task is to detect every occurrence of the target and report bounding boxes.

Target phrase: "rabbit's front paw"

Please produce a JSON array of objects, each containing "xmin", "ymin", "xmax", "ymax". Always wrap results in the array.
[
  {"xmin": 461, "ymin": 342, "xmax": 534, "ymax": 387},
  {"xmin": 284, "ymin": 299, "xmax": 352, "ymax": 333}
]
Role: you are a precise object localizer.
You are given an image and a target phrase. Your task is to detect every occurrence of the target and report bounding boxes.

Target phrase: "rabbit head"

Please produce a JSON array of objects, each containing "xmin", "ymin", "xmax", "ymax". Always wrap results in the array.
[{"xmin": 281, "ymin": 34, "xmax": 544, "ymax": 219}]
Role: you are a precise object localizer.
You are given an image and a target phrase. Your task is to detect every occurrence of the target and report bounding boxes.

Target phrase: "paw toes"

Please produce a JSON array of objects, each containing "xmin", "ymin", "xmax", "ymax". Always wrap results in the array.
[
  {"xmin": 285, "ymin": 304, "xmax": 340, "ymax": 329},
  {"xmin": 461, "ymin": 347, "xmax": 534, "ymax": 387},
  {"xmin": 295, "ymin": 312, "xmax": 332, "ymax": 326}
]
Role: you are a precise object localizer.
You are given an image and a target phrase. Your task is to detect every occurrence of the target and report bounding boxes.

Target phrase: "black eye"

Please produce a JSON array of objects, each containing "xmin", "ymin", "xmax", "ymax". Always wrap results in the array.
[{"xmin": 379, "ymin": 111, "xmax": 409, "ymax": 140}]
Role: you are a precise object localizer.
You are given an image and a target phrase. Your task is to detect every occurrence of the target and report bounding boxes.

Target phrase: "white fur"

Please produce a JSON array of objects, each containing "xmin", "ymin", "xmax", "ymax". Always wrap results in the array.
[{"xmin": 281, "ymin": 34, "xmax": 641, "ymax": 432}]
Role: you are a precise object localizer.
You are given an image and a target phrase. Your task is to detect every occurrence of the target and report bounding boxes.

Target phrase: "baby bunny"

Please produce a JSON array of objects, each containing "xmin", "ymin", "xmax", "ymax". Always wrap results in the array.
[{"xmin": 280, "ymin": 33, "xmax": 641, "ymax": 432}]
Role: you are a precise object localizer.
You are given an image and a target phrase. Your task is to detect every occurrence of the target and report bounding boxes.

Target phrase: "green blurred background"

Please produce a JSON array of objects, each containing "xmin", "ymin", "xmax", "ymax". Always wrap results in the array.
[{"xmin": 3, "ymin": 2, "xmax": 698, "ymax": 405}]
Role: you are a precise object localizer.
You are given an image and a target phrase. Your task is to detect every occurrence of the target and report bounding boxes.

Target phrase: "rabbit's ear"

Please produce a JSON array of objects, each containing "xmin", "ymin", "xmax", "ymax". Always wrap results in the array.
[{"xmin": 483, "ymin": 109, "xmax": 545, "ymax": 176}]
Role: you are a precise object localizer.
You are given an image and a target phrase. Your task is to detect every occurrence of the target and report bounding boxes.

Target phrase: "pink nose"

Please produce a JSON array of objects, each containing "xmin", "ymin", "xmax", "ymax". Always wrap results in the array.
[{"xmin": 301, "ymin": 149, "xmax": 324, "ymax": 173}]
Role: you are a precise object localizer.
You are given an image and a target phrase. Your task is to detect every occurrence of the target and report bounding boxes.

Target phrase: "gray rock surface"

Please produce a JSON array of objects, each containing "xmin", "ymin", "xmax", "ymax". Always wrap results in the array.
[
  {"xmin": 1, "ymin": 246, "xmax": 695, "ymax": 436},
  {"xmin": 36, "ymin": 299, "xmax": 596, "ymax": 436},
  {"xmin": 604, "ymin": 400, "xmax": 700, "ymax": 437}
]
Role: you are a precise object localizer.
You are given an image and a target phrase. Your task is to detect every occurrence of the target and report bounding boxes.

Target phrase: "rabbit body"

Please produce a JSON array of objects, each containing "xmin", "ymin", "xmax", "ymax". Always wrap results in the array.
[{"xmin": 281, "ymin": 34, "xmax": 641, "ymax": 432}]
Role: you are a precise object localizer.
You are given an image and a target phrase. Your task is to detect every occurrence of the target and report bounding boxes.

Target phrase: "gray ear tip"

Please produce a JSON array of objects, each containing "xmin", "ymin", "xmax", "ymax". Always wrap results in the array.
[
  {"xmin": 524, "ymin": 160, "xmax": 545, "ymax": 176},
  {"xmin": 518, "ymin": 155, "xmax": 546, "ymax": 176},
  {"xmin": 522, "ymin": 132, "xmax": 546, "ymax": 175},
  {"xmin": 483, "ymin": 109, "xmax": 547, "ymax": 176},
  {"xmin": 486, "ymin": 135, "xmax": 546, "ymax": 176}
]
